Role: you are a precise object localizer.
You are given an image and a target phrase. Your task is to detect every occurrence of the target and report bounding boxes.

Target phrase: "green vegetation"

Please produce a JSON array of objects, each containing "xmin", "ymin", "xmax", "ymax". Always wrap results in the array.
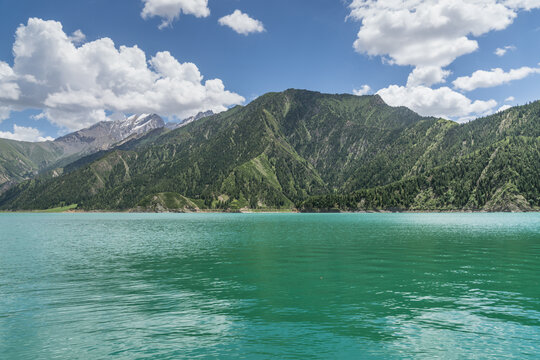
[
  {"xmin": 34, "ymin": 204, "xmax": 79, "ymax": 213},
  {"xmin": 0, "ymin": 89, "xmax": 538, "ymax": 212},
  {"xmin": 136, "ymin": 192, "xmax": 204, "ymax": 212},
  {"xmin": 299, "ymin": 136, "xmax": 539, "ymax": 212},
  {"xmin": 0, "ymin": 203, "xmax": 79, "ymax": 213},
  {"xmin": 0, "ymin": 139, "xmax": 65, "ymax": 192}
]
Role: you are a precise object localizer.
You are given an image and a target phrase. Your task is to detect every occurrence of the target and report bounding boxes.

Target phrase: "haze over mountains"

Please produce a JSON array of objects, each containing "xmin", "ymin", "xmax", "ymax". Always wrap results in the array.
[{"xmin": 0, "ymin": 89, "xmax": 538, "ymax": 212}]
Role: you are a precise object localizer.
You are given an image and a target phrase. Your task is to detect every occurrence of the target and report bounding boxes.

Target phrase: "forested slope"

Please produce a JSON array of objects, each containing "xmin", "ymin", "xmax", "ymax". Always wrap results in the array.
[{"xmin": 0, "ymin": 90, "xmax": 538, "ymax": 212}]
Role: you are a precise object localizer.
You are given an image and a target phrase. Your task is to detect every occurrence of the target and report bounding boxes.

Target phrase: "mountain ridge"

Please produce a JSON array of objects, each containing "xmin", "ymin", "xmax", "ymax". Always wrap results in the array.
[
  {"xmin": 165, "ymin": 110, "xmax": 215, "ymax": 130},
  {"xmin": 0, "ymin": 89, "xmax": 538, "ymax": 212},
  {"xmin": 0, "ymin": 114, "xmax": 166, "ymax": 193}
]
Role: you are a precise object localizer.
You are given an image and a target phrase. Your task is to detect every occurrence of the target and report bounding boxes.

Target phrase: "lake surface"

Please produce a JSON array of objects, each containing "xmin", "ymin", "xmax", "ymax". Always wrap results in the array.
[{"xmin": 1, "ymin": 213, "xmax": 539, "ymax": 359}]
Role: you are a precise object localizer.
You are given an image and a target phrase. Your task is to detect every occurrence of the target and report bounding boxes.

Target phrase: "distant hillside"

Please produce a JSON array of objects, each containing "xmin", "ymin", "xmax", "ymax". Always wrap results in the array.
[
  {"xmin": 0, "ymin": 114, "xmax": 165, "ymax": 193},
  {"xmin": 0, "ymin": 139, "xmax": 64, "ymax": 193},
  {"xmin": 0, "ymin": 89, "xmax": 538, "ymax": 212}
]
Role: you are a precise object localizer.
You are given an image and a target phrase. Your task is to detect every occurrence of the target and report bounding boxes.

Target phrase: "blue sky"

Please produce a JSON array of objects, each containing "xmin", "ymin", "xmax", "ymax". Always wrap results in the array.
[{"xmin": 0, "ymin": 0, "xmax": 539, "ymax": 141}]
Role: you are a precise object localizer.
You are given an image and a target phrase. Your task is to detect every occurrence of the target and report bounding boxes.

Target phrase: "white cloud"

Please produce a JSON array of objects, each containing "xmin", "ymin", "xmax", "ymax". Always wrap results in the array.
[
  {"xmin": 494, "ymin": 45, "xmax": 516, "ymax": 56},
  {"xmin": 505, "ymin": 96, "xmax": 515, "ymax": 102},
  {"xmin": 0, "ymin": 62, "xmax": 19, "ymax": 122},
  {"xmin": 453, "ymin": 66, "xmax": 540, "ymax": 91},
  {"xmin": 0, "ymin": 124, "xmax": 54, "ymax": 142},
  {"xmin": 353, "ymin": 85, "xmax": 371, "ymax": 95},
  {"xmin": 494, "ymin": 48, "xmax": 506, "ymax": 57},
  {"xmin": 218, "ymin": 10, "xmax": 265, "ymax": 35},
  {"xmin": 497, "ymin": 104, "xmax": 512, "ymax": 112},
  {"xmin": 503, "ymin": 0, "xmax": 540, "ymax": 10},
  {"xmin": 347, "ymin": 0, "xmax": 535, "ymax": 68},
  {"xmin": 407, "ymin": 66, "xmax": 451, "ymax": 87},
  {"xmin": 69, "ymin": 29, "xmax": 86, "ymax": 44},
  {"xmin": 141, "ymin": 0, "xmax": 210, "ymax": 29},
  {"xmin": 0, "ymin": 62, "xmax": 20, "ymax": 102},
  {"xmin": 0, "ymin": 18, "xmax": 244, "ymax": 131},
  {"xmin": 0, "ymin": 107, "xmax": 11, "ymax": 121},
  {"xmin": 348, "ymin": 1, "xmax": 540, "ymax": 121},
  {"xmin": 377, "ymin": 85, "xmax": 497, "ymax": 120}
]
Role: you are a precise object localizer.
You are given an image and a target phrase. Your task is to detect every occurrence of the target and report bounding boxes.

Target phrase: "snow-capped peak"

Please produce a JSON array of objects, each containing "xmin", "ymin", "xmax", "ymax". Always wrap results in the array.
[{"xmin": 112, "ymin": 114, "xmax": 165, "ymax": 138}]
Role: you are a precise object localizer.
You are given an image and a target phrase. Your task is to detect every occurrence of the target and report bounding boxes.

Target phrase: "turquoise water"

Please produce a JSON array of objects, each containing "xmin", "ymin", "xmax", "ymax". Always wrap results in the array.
[{"xmin": 1, "ymin": 213, "xmax": 539, "ymax": 359}]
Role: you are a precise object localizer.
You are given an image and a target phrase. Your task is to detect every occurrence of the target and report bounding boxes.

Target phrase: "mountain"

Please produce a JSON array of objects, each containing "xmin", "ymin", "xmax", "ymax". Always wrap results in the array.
[
  {"xmin": 181, "ymin": 110, "xmax": 214, "ymax": 127},
  {"xmin": 300, "ymin": 136, "xmax": 539, "ymax": 212},
  {"xmin": 54, "ymin": 113, "xmax": 165, "ymax": 154},
  {"xmin": 165, "ymin": 110, "xmax": 214, "ymax": 130},
  {"xmin": 0, "ymin": 114, "xmax": 165, "ymax": 193},
  {"xmin": 0, "ymin": 89, "xmax": 538, "ymax": 212},
  {"xmin": 0, "ymin": 139, "xmax": 64, "ymax": 193},
  {"xmin": 299, "ymin": 99, "xmax": 540, "ymax": 212}
]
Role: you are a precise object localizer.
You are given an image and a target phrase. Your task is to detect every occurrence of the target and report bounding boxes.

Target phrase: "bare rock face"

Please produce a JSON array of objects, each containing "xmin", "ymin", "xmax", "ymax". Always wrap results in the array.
[
  {"xmin": 55, "ymin": 114, "xmax": 165, "ymax": 155},
  {"xmin": 111, "ymin": 114, "xmax": 165, "ymax": 140}
]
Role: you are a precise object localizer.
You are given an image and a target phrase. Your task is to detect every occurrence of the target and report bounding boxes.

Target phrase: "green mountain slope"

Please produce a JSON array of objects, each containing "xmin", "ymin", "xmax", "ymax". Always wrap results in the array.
[
  {"xmin": 0, "ymin": 114, "xmax": 166, "ymax": 194},
  {"xmin": 0, "ymin": 139, "xmax": 64, "ymax": 192},
  {"xmin": 300, "ymin": 136, "xmax": 539, "ymax": 212},
  {"xmin": 0, "ymin": 90, "xmax": 538, "ymax": 211}
]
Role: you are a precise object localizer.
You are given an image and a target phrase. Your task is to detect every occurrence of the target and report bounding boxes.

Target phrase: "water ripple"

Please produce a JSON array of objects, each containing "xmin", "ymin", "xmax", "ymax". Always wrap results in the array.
[{"xmin": 1, "ymin": 213, "xmax": 539, "ymax": 359}]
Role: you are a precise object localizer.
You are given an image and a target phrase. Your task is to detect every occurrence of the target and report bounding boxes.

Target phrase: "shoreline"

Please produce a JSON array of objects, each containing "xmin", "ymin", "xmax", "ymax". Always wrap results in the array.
[{"xmin": 1, "ymin": 209, "xmax": 538, "ymax": 214}]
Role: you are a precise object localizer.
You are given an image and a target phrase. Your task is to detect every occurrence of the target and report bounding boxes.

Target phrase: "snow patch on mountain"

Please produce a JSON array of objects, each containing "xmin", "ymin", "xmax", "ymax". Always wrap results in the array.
[
  {"xmin": 55, "ymin": 114, "xmax": 165, "ymax": 155},
  {"xmin": 113, "ymin": 114, "xmax": 165, "ymax": 139}
]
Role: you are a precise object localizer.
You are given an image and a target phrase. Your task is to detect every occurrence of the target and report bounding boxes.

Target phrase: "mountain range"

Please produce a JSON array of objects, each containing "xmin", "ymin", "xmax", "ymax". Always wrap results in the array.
[
  {"xmin": 0, "ymin": 89, "xmax": 538, "ymax": 212},
  {"xmin": 0, "ymin": 113, "xmax": 164, "ymax": 192}
]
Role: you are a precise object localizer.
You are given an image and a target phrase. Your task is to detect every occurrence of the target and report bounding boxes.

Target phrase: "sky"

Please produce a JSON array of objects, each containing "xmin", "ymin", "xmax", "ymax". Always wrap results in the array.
[{"xmin": 0, "ymin": 0, "xmax": 539, "ymax": 141}]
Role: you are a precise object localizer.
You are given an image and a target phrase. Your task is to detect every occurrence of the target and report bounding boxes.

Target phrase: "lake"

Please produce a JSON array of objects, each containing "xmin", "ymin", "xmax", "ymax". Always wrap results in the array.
[{"xmin": 1, "ymin": 213, "xmax": 539, "ymax": 359}]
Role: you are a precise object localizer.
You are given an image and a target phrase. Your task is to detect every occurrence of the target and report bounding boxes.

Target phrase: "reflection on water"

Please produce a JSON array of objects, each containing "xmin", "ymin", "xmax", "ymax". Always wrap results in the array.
[{"xmin": 1, "ymin": 213, "xmax": 539, "ymax": 358}]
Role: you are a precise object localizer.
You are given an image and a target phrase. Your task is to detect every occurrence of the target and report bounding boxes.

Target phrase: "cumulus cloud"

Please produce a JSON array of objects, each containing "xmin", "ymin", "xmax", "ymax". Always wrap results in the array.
[
  {"xmin": 0, "ymin": 125, "xmax": 54, "ymax": 142},
  {"xmin": 141, "ymin": 0, "xmax": 210, "ymax": 29},
  {"xmin": 505, "ymin": 96, "xmax": 515, "ymax": 102},
  {"xmin": 348, "ymin": 1, "xmax": 540, "ymax": 120},
  {"xmin": 497, "ymin": 104, "xmax": 512, "ymax": 112},
  {"xmin": 348, "ymin": 0, "xmax": 537, "ymax": 68},
  {"xmin": 0, "ymin": 107, "xmax": 11, "ymax": 121},
  {"xmin": 407, "ymin": 66, "xmax": 451, "ymax": 87},
  {"xmin": 69, "ymin": 29, "xmax": 86, "ymax": 44},
  {"xmin": 218, "ymin": 10, "xmax": 265, "ymax": 35},
  {"xmin": 0, "ymin": 18, "xmax": 244, "ymax": 131},
  {"xmin": 377, "ymin": 85, "xmax": 497, "ymax": 120},
  {"xmin": 0, "ymin": 62, "xmax": 20, "ymax": 121},
  {"xmin": 353, "ymin": 85, "xmax": 371, "ymax": 96},
  {"xmin": 453, "ymin": 66, "xmax": 540, "ymax": 91},
  {"xmin": 495, "ymin": 45, "xmax": 516, "ymax": 56},
  {"xmin": 0, "ymin": 62, "xmax": 20, "ymax": 102},
  {"xmin": 503, "ymin": 0, "xmax": 540, "ymax": 10},
  {"xmin": 494, "ymin": 48, "xmax": 506, "ymax": 56}
]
